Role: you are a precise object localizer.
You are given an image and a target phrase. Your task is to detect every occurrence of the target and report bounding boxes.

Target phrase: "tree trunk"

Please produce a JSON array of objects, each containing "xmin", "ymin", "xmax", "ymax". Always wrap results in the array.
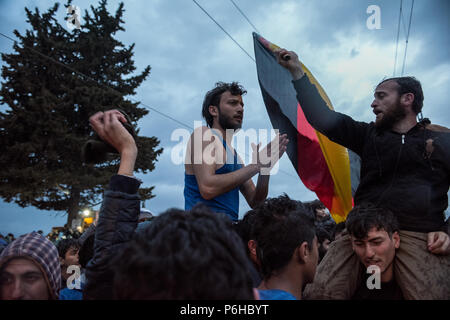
[{"xmin": 67, "ymin": 187, "xmax": 81, "ymax": 230}]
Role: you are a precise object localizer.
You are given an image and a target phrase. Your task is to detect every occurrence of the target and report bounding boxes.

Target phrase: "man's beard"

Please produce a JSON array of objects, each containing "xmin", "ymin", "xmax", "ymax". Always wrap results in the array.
[
  {"xmin": 218, "ymin": 108, "xmax": 242, "ymax": 130},
  {"xmin": 375, "ymin": 98, "xmax": 406, "ymax": 130}
]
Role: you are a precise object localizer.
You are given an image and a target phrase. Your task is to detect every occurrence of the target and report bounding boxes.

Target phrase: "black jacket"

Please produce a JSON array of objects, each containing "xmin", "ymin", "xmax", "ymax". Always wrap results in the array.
[
  {"xmin": 293, "ymin": 76, "xmax": 450, "ymax": 233},
  {"xmin": 84, "ymin": 175, "xmax": 141, "ymax": 300}
]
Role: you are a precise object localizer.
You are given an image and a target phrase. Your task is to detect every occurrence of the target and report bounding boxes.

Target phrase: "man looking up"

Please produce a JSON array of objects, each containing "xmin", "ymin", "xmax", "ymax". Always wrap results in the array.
[{"xmin": 184, "ymin": 82, "xmax": 289, "ymax": 221}]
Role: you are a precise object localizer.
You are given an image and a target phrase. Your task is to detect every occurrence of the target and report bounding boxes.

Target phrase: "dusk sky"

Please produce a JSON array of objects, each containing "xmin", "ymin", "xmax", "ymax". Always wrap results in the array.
[{"xmin": 1, "ymin": 0, "xmax": 449, "ymax": 236}]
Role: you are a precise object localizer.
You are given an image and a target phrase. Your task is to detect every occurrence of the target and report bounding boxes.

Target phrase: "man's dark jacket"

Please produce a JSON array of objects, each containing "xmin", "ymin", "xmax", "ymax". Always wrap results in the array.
[
  {"xmin": 293, "ymin": 76, "xmax": 450, "ymax": 233},
  {"xmin": 83, "ymin": 175, "xmax": 141, "ymax": 299}
]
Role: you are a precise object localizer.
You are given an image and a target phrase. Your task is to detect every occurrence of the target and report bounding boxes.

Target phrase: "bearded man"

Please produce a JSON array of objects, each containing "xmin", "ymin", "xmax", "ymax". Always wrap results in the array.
[
  {"xmin": 184, "ymin": 82, "xmax": 289, "ymax": 221},
  {"xmin": 275, "ymin": 49, "xmax": 450, "ymax": 299}
]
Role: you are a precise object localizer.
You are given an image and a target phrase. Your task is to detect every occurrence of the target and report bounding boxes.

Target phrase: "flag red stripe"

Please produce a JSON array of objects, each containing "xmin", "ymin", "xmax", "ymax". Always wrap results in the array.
[{"xmin": 296, "ymin": 103, "xmax": 335, "ymax": 209}]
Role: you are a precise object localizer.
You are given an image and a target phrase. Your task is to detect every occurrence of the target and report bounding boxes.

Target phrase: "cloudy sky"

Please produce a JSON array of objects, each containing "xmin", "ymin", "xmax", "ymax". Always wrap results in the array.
[{"xmin": 1, "ymin": 0, "xmax": 449, "ymax": 236}]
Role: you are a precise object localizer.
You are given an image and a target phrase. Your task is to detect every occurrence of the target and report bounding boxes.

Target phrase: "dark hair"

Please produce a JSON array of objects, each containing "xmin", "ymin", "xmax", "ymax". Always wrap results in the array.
[
  {"xmin": 251, "ymin": 194, "xmax": 316, "ymax": 279},
  {"xmin": 379, "ymin": 76, "xmax": 424, "ymax": 114},
  {"xmin": 202, "ymin": 81, "xmax": 247, "ymax": 127},
  {"xmin": 56, "ymin": 238, "xmax": 80, "ymax": 258},
  {"xmin": 317, "ymin": 217, "xmax": 336, "ymax": 238},
  {"xmin": 345, "ymin": 203, "xmax": 399, "ymax": 239},
  {"xmin": 234, "ymin": 209, "xmax": 258, "ymax": 251},
  {"xmin": 112, "ymin": 204, "xmax": 254, "ymax": 299},
  {"xmin": 315, "ymin": 224, "xmax": 332, "ymax": 244},
  {"xmin": 307, "ymin": 199, "xmax": 326, "ymax": 213},
  {"xmin": 315, "ymin": 224, "xmax": 332, "ymax": 262}
]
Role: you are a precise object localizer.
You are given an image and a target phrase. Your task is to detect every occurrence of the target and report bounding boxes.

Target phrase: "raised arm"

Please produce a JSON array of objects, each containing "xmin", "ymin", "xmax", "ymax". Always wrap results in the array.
[
  {"xmin": 84, "ymin": 110, "xmax": 141, "ymax": 299},
  {"xmin": 240, "ymin": 135, "xmax": 289, "ymax": 208},
  {"xmin": 275, "ymin": 49, "xmax": 342, "ymax": 133},
  {"xmin": 275, "ymin": 49, "xmax": 369, "ymax": 154}
]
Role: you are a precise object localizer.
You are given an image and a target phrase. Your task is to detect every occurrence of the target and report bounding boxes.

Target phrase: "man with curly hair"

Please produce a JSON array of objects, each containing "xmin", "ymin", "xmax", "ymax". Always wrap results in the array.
[{"xmin": 184, "ymin": 82, "xmax": 289, "ymax": 221}]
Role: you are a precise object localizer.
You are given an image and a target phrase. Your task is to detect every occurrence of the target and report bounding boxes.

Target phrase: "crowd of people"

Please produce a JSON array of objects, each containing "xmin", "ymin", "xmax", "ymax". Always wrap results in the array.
[
  {"xmin": 0, "ymin": 195, "xmax": 346, "ymax": 300},
  {"xmin": 0, "ymin": 48, "xmax": 449, "ymax": 301}
]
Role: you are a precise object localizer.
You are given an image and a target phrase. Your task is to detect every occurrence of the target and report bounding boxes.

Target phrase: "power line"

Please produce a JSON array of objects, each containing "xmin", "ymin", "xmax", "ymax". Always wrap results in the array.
[
  {"xmin": 0, "ymin": 31, "xmax": 193, "ymax": 131},
  {"xmin": 0, "ymin": 32, "xmax": 99, "ymax": 85},
  {"xmin": 191, "ymin": 0, "xmax": 255, "ymax": 62},
  {"xmin": 401, "ymin": 0, "xmax": 414, "ymax": 76},
  {"xmin": 400, "ymin": 3, "xmax": 408, "ymax": 37},
  {"xmin": 229, "ymin": 0, "xmax": 260, "ymax": 33},
  {"xmin": 393, "ymin": 0, "xmax": 402, "ymax": 76}
]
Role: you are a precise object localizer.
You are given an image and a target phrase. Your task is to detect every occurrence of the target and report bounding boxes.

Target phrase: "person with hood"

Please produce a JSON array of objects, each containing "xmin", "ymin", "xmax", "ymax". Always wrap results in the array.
[{"xmin": 0, "ymin": 231, "xmax": 61, "ymax": 300}]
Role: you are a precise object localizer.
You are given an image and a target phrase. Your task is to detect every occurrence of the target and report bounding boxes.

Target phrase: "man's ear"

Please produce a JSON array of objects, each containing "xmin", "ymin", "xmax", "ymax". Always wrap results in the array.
[
  {"xmin": 392, "ymin": 231, "xmax": 400, "ymax": 249},
  {"xmin": 208, "ymin": 105, "xmax": 218, "ymax": 118},
  {"xmin": 248, "ymin": 240, "xmax": 257, "ymax": 258},
  {"xmin": 59, "ymin": 256, "xmax": 65, "ymax": 267},
  {"xmin": 350, "ymin": 237, "xmax": 356, "ymax": 252},
  {"xmin": 401, "ymin": 92, "xmax": 414, "ymax": 108},
  {"xmin": 253, "ymin": 288, "xmax": 260, "ymax": 300},
  {"xmin": 297, "ymin": 242, "xmax": 309, "ymax": 264}
]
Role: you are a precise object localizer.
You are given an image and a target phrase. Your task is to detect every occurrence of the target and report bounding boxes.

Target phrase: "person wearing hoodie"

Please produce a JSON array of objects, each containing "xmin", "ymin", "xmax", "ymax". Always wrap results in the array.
[
  {"xmin": 276, "ymin": 48, "xmax": 450, "ymax": 299},
  {"xmin": 0, "ymin": 231, "xmax": 61, "ymax": 300}
]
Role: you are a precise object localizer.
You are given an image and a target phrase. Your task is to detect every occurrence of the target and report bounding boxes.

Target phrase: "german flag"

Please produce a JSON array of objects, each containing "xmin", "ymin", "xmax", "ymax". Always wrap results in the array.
[{"xmin": 253, "ymin": 33, "xmax": 357, "ymax": 223}]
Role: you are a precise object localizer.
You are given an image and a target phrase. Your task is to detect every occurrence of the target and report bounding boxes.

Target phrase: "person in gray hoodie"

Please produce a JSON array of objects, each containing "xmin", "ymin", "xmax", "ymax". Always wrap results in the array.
[{"xmin": 0, "ymin": 231, "xmax": 61, "ymax": 300}]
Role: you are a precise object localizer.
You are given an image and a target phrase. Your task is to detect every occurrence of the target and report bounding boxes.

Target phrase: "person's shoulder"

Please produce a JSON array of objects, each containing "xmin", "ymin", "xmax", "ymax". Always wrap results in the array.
[
  {"xmin": 192, "ymin": 125, "xmax": 210, "ymax": 134},
  {"xmin": 416, "ymin": 118, "xmax": 449, "ymax": 133},
  {"xmin": 347, "ymin": 120, "xmax": 374, "ymax": 137},
  {"xmin": 425, "ymin": 123, "xmax": 450, "ymax": 134},
  {"xmin": 191, "ymin": 126, "xmax": 224, "ymax": 145},
  {"xmin": 187, "ymin": 126, "xmax": 207, "ymax": 141},
  {"xmin": 258, "ymin": 289, "xmax": 297, "ymax": 300},
  {"xmin": 424, "ymin": 122, "xmax": 450, "ymax": 149},
  {"xmin": 59, "ymin": 287, "xmax": 83, "ymax": 300},
  {"xmin": 190, "ymin": 126, "xmax": 220, "ymax": 141},
  {"xmin": 341, "ymin": 117, "xmax": 372, "ymax": 130}
]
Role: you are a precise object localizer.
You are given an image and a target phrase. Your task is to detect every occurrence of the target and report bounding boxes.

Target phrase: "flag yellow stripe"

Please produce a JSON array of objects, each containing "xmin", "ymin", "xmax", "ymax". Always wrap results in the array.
[
  {"xmin": 256, "ymin": 33, "xmax": 353, "ymax": 221},
  {"xmin": 301, "ymin": 62, "xmax": 353, "ymax": 222}
]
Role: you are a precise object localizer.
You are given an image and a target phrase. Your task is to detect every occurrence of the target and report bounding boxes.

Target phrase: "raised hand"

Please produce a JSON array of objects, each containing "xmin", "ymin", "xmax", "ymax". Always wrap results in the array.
[
  {"xmin": 89, "ymin": 110, "xmax": 136, "ymax": 155},
  {"xmin": 274, "ymin": 48, "xmax": 305, "ymax": 80},
  {"xmin": 89, "ymin": 109, "xmax": 137, "ymax": 176},
  {"xmin": 252, "ymin": 133, "xmax": 289, "ymax": 175},
  {"xmin": 427, "ymin": 231, "xmax": 450, "ymax": 255}
]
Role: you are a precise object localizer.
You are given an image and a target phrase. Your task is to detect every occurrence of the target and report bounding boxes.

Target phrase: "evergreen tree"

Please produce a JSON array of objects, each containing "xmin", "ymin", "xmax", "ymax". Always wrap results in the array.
[{"xmin": 0, "ymin": 1, "xmax": 162, "ymax": 228}]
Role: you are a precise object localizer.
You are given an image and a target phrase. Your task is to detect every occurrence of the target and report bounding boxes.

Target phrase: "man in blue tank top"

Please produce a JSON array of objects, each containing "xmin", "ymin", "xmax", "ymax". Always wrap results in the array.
[{"xmin": 184, "ymin": 82, "xmax": 289, "ymax": 221}]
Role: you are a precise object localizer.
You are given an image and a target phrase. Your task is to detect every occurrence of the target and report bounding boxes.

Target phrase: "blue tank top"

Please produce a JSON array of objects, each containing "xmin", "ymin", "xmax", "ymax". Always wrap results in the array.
[{"xmin": 184, "ymin": 130, "xmax": 243, "ymax": 221}]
